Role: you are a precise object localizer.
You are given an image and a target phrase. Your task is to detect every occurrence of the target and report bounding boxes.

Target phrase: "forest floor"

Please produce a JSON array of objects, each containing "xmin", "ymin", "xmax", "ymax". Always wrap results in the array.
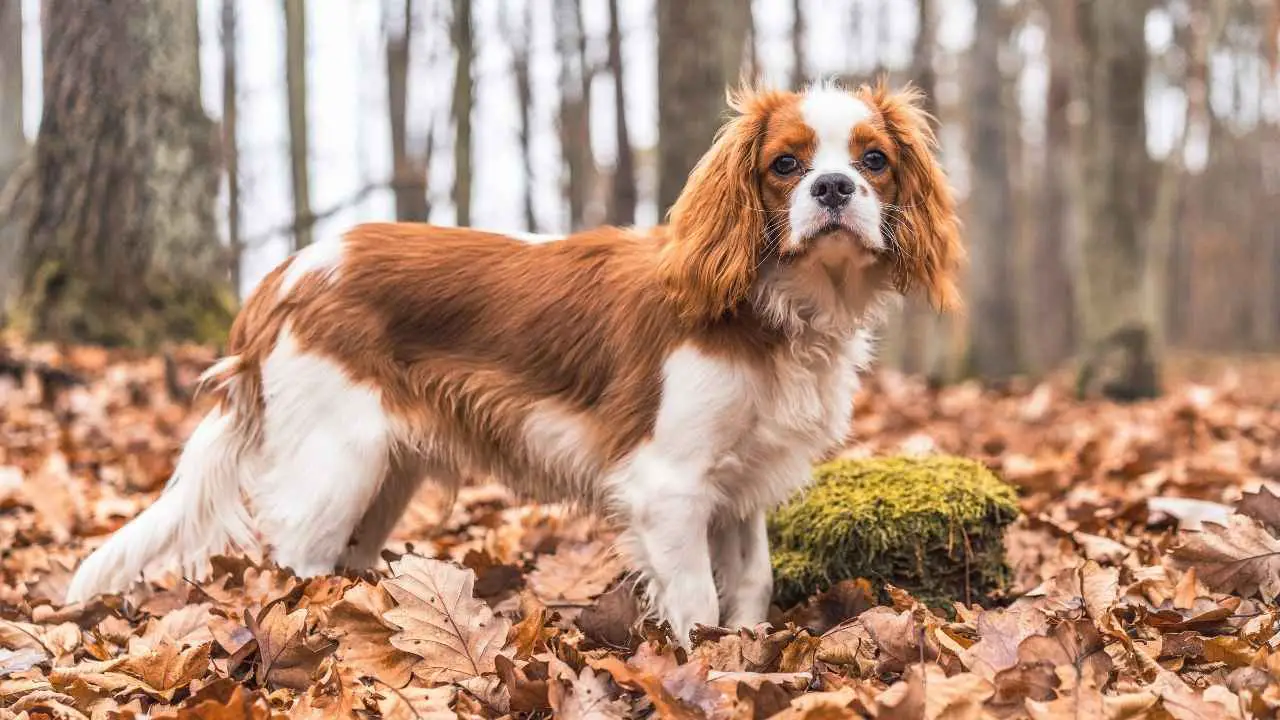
[{"xmin": 2, "ymin": 342, "xmax": 1280, "ymax": 718}]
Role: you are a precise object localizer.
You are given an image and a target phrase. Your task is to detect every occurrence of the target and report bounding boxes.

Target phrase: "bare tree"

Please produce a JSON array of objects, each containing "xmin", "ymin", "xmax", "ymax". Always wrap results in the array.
[
  {"xmin": 606, "ymin": 0, "xmax": 636, "ymax": 226},
  {"xmin": 656, "ymin": 0, "xmax": 751, "ymax": 215},
  {"xmin": 965, "ymin": 0, "xmax": 1020, "ymax": 379},
  {"xmin": 0, "ymin": 0, "xmax": 20, "ymax": 185},
  {"xmin": 222, "ymin": 0, "xmax": 242, "ymax": 294},
  {"xmin": 387, "ymin": 0, "xmax": 429, "ymax": 221},
  {"xmin": 284, "ymin": 0, "xmax": 312, "ymax": 249},
  {"xmin": 1024, "ymin": 0, "xmax": 1077, "ymax": 372},
  {"xmin": 0, "ymin": 0, "xmax": 25, "ymax": 313},
  {"xmin": 1071, "ymin": 0, "xmax": 1159, "ymax": 399},
  {"xmin": 791, "ymin": 0, "xmax": 806, "ymax": 89},
  {"xmin": 451, "ymin": 0, "xmax": 473, "ymax": 227},
  {"xmin": 504, "ymin": 0, "xmax": 537, "ymax": 231},
  {"xmin": 17, "ymin": 0, "xmax": 232, "ymax": 346},
  {"xmin": 556, "ymin": 0, "xmax": 593, "ymax": 230}
]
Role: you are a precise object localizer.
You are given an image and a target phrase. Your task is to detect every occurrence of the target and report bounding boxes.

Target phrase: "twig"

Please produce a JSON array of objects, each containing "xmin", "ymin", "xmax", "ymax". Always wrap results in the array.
[{"xmin": 243, "ymin": 180, "xmax": 393, "ymax": 249}]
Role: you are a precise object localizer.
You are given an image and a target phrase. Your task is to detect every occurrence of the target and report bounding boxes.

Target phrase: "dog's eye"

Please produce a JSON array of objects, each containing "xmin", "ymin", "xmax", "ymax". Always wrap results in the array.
[
  {"xmin": 860, "ymin": 150, "xmax": 888, "ymax": 173},
  {"xmin": 771, "ymin": 154, "xmax": 800, "ymax": 176}
]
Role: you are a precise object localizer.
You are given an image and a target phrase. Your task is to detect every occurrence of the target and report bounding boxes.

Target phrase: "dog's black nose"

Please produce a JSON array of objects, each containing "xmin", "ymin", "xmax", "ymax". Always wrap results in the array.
[{"xmin": 811, "ymin": 173, "xmax": 856, "ymax": 209}]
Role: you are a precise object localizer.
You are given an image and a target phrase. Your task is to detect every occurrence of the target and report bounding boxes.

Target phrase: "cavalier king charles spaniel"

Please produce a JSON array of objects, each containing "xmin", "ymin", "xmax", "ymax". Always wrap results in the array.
[{"xmin": 68, "ymin": 81, "xmax": 963, "ymax": 645}]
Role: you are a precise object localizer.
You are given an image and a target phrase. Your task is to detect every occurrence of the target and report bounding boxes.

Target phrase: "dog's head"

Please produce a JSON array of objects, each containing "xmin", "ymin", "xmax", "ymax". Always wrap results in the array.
[{"xmin": 660, "ymin": 81, "xmax": 964, "ymax": 325}]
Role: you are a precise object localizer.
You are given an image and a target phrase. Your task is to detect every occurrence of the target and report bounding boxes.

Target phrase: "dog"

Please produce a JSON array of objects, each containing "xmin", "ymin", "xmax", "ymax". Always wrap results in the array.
[{"xmin": 67, "ymin": 80, "xmax": 963, "ymax": 645}]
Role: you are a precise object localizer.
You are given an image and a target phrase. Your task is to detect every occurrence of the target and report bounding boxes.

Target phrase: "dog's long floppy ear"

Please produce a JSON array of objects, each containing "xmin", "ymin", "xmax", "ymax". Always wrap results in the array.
[
  {"xmin": 867, "ymin": 82, "xmax": 965, "ymax": 312},
  {"xmin": 660, "ymin": 89, "xmax": 769, "ymax": 324}
]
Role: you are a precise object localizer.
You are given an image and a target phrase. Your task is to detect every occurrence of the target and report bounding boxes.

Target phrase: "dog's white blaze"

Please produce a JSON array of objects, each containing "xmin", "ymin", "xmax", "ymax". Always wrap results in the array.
[
  {"xmin": 280, "ymin": 239, "xmax": 345, "ymax": 297},
  {"xmin": 788, "ymin": 87, "xmax": 885, "ymax": 252},
  {"xmin": 801, "ymin": 87, "xmax": 872, "ymax": 170}
]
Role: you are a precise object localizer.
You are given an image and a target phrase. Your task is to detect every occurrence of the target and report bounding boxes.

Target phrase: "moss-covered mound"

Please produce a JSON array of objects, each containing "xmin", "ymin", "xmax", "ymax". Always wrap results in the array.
[{"xmin": 768, "ymin": 456, "xmax": 1020, "ymax": 609}]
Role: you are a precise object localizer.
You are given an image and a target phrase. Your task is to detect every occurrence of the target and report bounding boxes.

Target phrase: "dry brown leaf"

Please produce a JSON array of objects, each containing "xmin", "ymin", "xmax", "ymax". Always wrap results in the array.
[
  {"xmin": 376, "ymin": 684, "xmax": 457, "ymax": 720},
  {"xmin": 547, "ymin": 661, "xmax": 630, "ymax": 720},
  {"xmin": 1238, "ymin": 484, "xmax": 1280, "ymax": 531},
  {"xmin": 858, "ymin": 606, "xmax": 939, "ymax": 674},
  {"xmin": 244, "ymin": 601, "xmax": 335, "ymax": 690},
  {"xmin": 1168, "ymin": 514, "xmax": 1280, "ymax": 600},
  {"xmin": 1016, "ymin": 619, "xmax": 1113, "ymax": 691},
  {"xmin": 1025, "ymin": 677, "xmax": 1156, "ymax": 720},
  {"xmin": 875, "ymin": 663, "xmax": 993, "ymax": 720},
  {"xmin": 381, "ymin": 554, "xmax": 512, "ymax": 683},
  {"xmin": 1072, "ymin": 531, "xmax": 1132, "ymax": 564},
  {"xmin": 1153, "ymin": 670, "xmax": 1244, "ymax": 719},
  {"xmin": 592, "ymin": 655, "xmax": 706, "ymax": 720},
  {"xmin": 960, "ymin": 608, "xmax": 1049, "ymax": 681},
  {"xmin": 527, "ymin": 541, "xmax": 624, "ymax": 605},
  {"xmin": 325, "ymin": 581, "xmax": 418, "ymax": 688}
]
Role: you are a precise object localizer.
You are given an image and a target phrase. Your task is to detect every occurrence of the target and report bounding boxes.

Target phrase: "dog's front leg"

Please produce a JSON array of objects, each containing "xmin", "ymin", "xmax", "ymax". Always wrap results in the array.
[
  {"xmin": 618, "ymin": 459, "xmax": 719, "ymax": 648},
  {"xmin": 723, "ymin": 510, "xmax": 773, "ymax": 628}
]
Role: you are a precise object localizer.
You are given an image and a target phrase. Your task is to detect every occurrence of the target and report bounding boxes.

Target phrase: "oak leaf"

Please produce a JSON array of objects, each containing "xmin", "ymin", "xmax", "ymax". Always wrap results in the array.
[
  {"xmin": 1168, "ymin": 514, "xmax": 1280, "ymax": 600},
  {"xmin": 244, "ymin": 601, "xmax": 335, "ymax": 690},
  {"xmin": 380, "ymin": 555, "xmax": 512, "ymax": 683},
  {"xmin": 325, "ymin": 582, "xmax": 418, "ymax": 688},
  {"xmin": 527, "ymin": 541, "xmax": 624, "ymax": 605}
]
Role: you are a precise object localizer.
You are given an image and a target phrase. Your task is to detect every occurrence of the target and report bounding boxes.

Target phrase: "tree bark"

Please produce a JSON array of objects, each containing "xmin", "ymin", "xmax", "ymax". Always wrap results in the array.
[
  {"xmin": 284, "ymin": 0, "xmax": 312, "ymax": 249},
  {"xmin": 656, "ymin": 0, "xmax": 750, "ymax": 217},
  {"xmin": 965, "ymin": 0, "xmax": 1020, "ymax": 380},
  {"xmin": 0, "ymin": 0, "xmax": 25, "ymax": 314},
  {"xmin": 791, "ymin": 0, "xmax": 806, "ymax": 89},
  {"xmin": 556, "ymin": 0, "xmax": 593, "ymax": 230},
  {"xmin": 451, "ymin": 0, "xmax": 473, "ymax": 227},
  {"xmin": 387, "ymin": 0, "xmax": 429, "ymax": 222},
  {"xmin": 606, "ymin": 0, "xmax": 636, "ymax": 226},
  {"xmin": 505, "ymin": 0, "xmax": 536, "ymax": 231},
  {"xmin": 1024, "ymin": 0, "xmax": 1077, "ymax": 372},
  {"xmin": 18, "ymin": 0, "xmax": 233, "ymax": 346},
  {"xmin": 1071, "ymin": 0, "xmax": 1159, "ymax": 400},
  {"xmin": 222, "ymin": 0, "xmax": 242, "ymax": 295}
]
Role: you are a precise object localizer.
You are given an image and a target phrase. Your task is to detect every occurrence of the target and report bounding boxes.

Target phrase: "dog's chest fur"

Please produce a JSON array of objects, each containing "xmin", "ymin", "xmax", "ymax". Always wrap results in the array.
[{"xmin": 602, "ymin": 330, "xmax": 873, "ymax": 517}]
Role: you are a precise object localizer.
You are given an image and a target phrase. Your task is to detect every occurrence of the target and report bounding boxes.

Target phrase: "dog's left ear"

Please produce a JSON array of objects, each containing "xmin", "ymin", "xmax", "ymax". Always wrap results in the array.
[
  {"xmin": 661, "ymin": 88, "xmax": 770, "ymax": 324},
  {"xmin": 866, "ymin": 82, "xmax": 965, "ymax": 312}
]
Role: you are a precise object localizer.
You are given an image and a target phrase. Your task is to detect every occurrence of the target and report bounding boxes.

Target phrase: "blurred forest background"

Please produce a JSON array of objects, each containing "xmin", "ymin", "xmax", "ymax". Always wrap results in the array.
[{"xmin": 0, "ymin": 0, "xmax": 1277, "ymax": 397}]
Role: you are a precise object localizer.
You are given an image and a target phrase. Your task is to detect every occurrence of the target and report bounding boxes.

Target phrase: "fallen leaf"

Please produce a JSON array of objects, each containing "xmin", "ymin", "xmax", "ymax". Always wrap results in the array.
[
  {"xmin": 875, "ymin": 663, "xmax": 993, "ymax": 720},
  {"xmin": 527, "ymin": 541, "xmax": 624, "ymax": 606},
  {"xmin": 1168, "ymin": 514, "xmax": 1280, "ymax": 600},
  {"xmin": 244, "ymin": 601, "xmax": 335, "ymax": 690},
  {"xmin": 1237, "ymin": 484, "xmax": 1280, "ymax": 532},
  {"xmin": 547, "ymin": 662, "xmax": 630, "ymax": 720},
  {"xmin": 381, "ymin": 554, "xmax": 512, "ymax": 683},
  {"xmin": 325, "ymin": 582, "xmax": 417, "ymax": 688}
]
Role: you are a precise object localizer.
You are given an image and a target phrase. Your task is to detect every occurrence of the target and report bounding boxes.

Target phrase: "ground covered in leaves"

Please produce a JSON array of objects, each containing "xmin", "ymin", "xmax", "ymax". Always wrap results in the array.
[{"xmin": 3, "ymin": 343, "xmax": 1280, "ymax": 718}]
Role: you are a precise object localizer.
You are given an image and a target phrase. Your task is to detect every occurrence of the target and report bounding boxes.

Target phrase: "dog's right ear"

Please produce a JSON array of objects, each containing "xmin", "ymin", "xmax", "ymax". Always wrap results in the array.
[{"xmin": 660, "ymin": 87, "xmax": 774, "ymax": 325}]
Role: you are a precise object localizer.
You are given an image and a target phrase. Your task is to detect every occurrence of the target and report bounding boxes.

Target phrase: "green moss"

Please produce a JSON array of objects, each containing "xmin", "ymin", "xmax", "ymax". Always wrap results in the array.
[{"xmin": 768, "ymin": 456, "xmax": 1020, "ymax": 609}]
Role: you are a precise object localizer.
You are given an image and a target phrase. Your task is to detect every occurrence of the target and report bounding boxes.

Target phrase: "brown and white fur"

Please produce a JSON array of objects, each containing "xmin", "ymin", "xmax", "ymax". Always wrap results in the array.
[{"xmin": 66, "ymin": 81, "xmax": 963, "ymax": 644}]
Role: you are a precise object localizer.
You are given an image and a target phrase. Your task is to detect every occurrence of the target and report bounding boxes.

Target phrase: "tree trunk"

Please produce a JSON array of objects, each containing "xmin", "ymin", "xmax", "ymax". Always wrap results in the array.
[
  {"xmin": 965, "ymin": 0, "xmax": 1020, "ymax": 380},
  {"xmin": 18, "ymin": 0, "xmax": 233, "ymax": 347},
  {"xmin": 606, "ymin": 0, "xmax": 636, "ymax": 226},
  {"xmin": 0, "ymin": 0, "xmax": 25, "ymax": 314},
  {"xmin": 1025, "ymin": 0, "xmax": 1077, "ymax": 372},
  {"xmin": 885, "ymin": 0, "xmax": 943, "ymax": 378},
  {"xmin": 1071, "ymin": 0, "xmax": 1159, "ymax": 400},
  {"xmin": 556, "ymin": 0, "xmax": 593, "ymax": 230},
  {"xmin": 790, "ymin": 0, "xmax": 806, "ymax": 89},
  {"xmin": 284, "ymin": 0, "xmax": 312, "ymax": 249},
  {"xmin": 505, "ymin": 0, "xmax": 536, "ymax": 231},
  {"xmin": 0, "ymin": 0, "xmax": 20, "ymax": 182},
  {"xmin": 656, "ymin": 0, "xmax": 750, "ymax": 216},
  {"xmin": 387, "ymin": 0, "xmax": 429, "ymax": 222},
  {"xmin": 451, "ymin": 0, "xmax": 473, "ymax": 227},
  {"xmin": 222, "ymin": 0, "xmax": 242, "ymax": 295}
]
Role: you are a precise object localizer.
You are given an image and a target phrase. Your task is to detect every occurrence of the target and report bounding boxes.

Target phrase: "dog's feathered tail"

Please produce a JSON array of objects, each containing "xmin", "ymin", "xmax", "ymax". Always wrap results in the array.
[{"xmin": 65, "ymin": 363, "xmax": 258, "ymax": 603}]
